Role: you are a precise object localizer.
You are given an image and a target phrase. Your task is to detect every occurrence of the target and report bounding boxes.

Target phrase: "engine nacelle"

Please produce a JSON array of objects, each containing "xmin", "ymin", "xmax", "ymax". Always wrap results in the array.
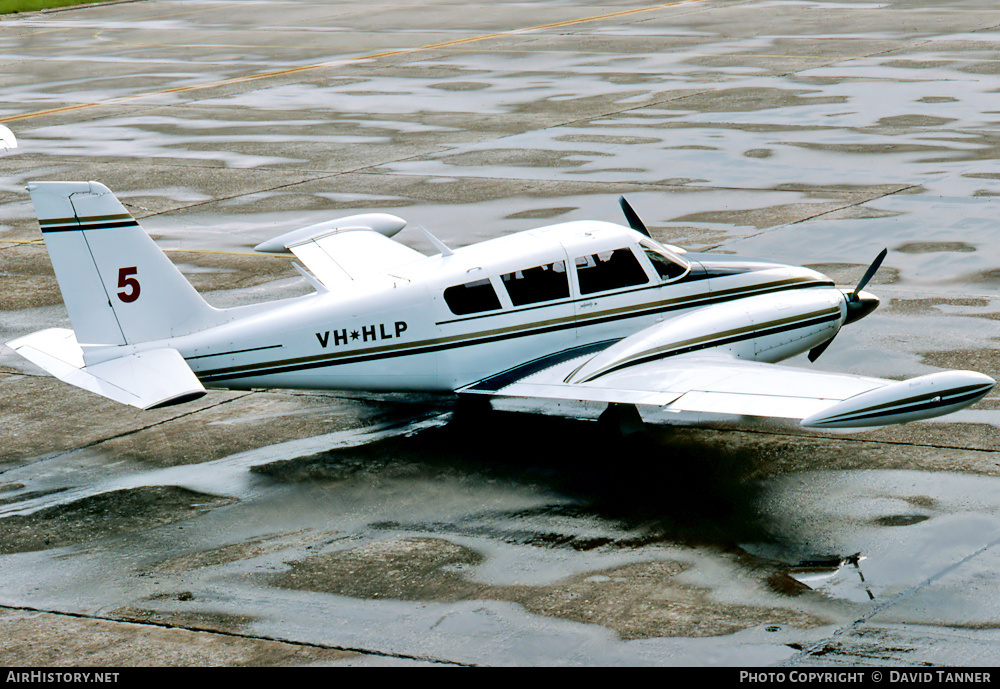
[{"xmin": 568, "ymin": 288, "xmax": 846, "ymax": 383}]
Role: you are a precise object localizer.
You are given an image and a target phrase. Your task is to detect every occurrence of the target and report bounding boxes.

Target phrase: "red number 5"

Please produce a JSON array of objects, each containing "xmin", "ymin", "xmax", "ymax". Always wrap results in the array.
[{"xmin": 117, "ymin": 267, "xmax": 140, "ymax": 303}]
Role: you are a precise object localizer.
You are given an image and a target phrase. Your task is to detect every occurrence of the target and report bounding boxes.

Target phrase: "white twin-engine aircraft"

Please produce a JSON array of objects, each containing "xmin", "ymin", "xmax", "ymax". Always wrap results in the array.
[{"xmin": 8, "ymin": 181, "xmax": 995, "ymax": 431}]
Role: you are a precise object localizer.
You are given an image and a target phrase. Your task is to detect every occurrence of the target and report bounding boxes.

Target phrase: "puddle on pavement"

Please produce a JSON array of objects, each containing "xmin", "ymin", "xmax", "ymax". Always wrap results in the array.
[
  {"xmin": 0, "ymin": 486, "xmax": 234, "ymax": 555},
  {"xmin": 746, "ymin": 469, "xmax": 1000, "ymax": 619},
  {"xmin": 270, "ymin": 535, "xmax": 827, "ymax": 640}
]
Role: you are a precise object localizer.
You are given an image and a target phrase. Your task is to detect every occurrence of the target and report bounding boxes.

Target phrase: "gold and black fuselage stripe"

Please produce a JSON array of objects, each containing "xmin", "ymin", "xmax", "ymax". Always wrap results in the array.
[{"xmin": 196, "ymin": 276, "xmax": 834, "ymax": 384}]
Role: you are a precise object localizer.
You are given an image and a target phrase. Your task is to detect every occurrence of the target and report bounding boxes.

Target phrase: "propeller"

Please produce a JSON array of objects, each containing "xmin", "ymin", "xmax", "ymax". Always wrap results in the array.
[
  {"xmin": 844, "ymin": 247, "xmax": 886, "ymax": 325},
  {"xmin": 807, "ymin": 332, "xmax": 836, "ymax": 363},
  {"xmin": 619, "ymin": 196, "xmax": 652, "ymax": 238},
  {"xmin": 808, "ymin": 248, "xmax": 887, "ymax": 363},
  {"xmin": 850, "ymin": 248, "xmax": 887, "ymax": 303}
]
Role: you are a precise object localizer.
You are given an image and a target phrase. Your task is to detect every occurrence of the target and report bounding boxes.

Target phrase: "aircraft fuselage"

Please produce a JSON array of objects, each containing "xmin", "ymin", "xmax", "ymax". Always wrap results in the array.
[{"xmin": 163, "ymin": 221, "xmax": 847, "ymax": 396}]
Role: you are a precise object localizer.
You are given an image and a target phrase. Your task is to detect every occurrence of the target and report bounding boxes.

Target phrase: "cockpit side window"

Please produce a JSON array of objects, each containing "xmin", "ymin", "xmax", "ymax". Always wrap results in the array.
[
  {"xmin": 501, "ymin": 261, "xmax": 569, "ymax": 306},
  {"xmin": 575, "ymin": 248, "xmax": 649, "ymax": 295},
  {"xmin": 444, "ymin": 278, "xmax": 502, "ymax": 315},
  {"xmin": 640, "ymin": 240, "xmax": 688, "ymax": 281}
]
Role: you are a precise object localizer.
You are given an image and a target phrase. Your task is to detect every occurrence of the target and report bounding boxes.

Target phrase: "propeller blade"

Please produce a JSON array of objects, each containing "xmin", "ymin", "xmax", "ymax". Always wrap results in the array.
[
  {"xmin": 808, "ymin": 337, "xmax": 835, "ymax": 363},
  {"xmin": 851, "ymin": 248, "xmax": 887, "ymax": 301},
  {"xmin": 812, "ymin": 249, "xmax": 887, "ymax": 363},
  {"xmin": 619, "ymin": 196, "xmax": 651, "ymax": 237}
]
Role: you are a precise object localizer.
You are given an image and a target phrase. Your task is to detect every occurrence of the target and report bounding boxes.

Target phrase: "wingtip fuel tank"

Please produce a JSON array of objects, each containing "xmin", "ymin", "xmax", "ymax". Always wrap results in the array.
[{"xmin": 801, "ymin": 370, "xmax": 995, "ymax": 429}]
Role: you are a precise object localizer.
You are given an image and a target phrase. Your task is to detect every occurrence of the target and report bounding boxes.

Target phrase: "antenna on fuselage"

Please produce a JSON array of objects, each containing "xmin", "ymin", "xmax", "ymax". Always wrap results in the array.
[{"xmin": 417, "ymin": 225, "xmax": 454, "ymax": 257}]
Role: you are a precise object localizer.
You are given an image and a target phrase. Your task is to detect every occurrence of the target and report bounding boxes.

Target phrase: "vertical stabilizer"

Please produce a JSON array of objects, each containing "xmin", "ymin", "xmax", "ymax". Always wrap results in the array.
[{"xmin": 28, "ymin": 181, "xmax": 221, "ymax": 348}]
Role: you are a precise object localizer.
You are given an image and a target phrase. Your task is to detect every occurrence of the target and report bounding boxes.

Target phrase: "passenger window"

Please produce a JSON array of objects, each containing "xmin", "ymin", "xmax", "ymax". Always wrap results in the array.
[
  {"xmin": 575, "ymin": 248, "xmax": 649, "ymax": 295},
  {"xmin": 501, "ymin": 261, "xmax": 569, "ymax": 306},
  {"xmin": 444, "ymin": 278, "xmax": 502, "ymax": 315},
  {"xmin": 642, "ymin": 245, "xmax": 688, "ymax": 281}
]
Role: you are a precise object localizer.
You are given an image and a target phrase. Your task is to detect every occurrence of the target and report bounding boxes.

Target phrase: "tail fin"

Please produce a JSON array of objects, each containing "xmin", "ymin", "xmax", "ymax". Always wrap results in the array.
[{"xmin": 28, "ymin": 181, "xmax": 221, "ymax": 347}]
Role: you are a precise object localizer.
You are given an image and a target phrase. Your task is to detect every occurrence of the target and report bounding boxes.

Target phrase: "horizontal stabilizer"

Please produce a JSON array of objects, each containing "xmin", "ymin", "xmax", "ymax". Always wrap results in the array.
[{"xmin": 9, "ymin": 328, "xmax": 205, "ymax": 410}]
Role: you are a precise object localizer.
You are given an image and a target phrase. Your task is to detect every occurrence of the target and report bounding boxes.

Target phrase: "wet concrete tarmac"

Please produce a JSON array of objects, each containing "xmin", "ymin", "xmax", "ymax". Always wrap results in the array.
[{"xmin": 2, "ymin": 0, "xmax": 1000, "ymax": 667}]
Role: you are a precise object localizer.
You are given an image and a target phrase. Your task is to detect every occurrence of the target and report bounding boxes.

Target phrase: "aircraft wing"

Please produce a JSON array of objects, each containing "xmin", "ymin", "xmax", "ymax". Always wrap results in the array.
[
  {"xmin": 460, "ymin": 352, "xmax": 994, "ymax": 429},
  {"xmin": 286, "ymin": 230, "xmax": 426, "ymax": 289}
]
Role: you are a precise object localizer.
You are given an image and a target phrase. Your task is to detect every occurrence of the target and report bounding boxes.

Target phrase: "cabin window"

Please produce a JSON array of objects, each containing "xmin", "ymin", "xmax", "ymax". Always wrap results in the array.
[
  {"xmin": 444, "ymin": 278, "xmax": 503, "ymax": 315},
  {"xmin": 574, "ymin": 248, "xmax": 649, "ymax": 295},
  {"xmin": 501, "ymin": 261, "xmax": 569, "ymax": 306},
  {"xmin": 641, "ymin": 243, "xmax": 688, "ymax": 281}
]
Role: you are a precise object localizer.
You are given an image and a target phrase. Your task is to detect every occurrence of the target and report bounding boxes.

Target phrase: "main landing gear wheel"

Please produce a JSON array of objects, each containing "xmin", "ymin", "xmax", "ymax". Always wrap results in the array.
[{"xmin": 598, "ymin": 402, "xmax": 645, "ymax": 437}]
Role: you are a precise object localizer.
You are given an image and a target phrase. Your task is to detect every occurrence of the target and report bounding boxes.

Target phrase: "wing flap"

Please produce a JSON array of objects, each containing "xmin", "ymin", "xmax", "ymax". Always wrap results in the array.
[
  {"xmin": 9, "ymin": 328, "xmax": 205, "ymax": 410},
  {"xmin": 476, "ymin": 380, "xmax": 680, "ymax": 407},
  {"xmin": 666, "ymin": 389, "xmax": 836, "ymax": 419}
]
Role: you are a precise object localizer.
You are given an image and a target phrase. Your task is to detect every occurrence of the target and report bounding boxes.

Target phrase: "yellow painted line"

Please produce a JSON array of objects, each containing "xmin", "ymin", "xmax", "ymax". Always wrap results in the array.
[
  {"xmin": 163, "ymin": 248, "xmax": 291, "ymax": 258},
  {"xmin": 1, "ymin": 102, "xmax": 101, "ymax": 122},
  {"xmin": 1, "ymin": 0, "xmax": 710, "ymax": 124}
]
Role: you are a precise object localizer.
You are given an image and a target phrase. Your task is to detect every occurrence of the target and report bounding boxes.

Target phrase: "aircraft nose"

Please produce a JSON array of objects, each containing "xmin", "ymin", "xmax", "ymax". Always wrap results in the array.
[{"xmin": 845, "ymin": 289, "xmax": 880, "ymax": 325}]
